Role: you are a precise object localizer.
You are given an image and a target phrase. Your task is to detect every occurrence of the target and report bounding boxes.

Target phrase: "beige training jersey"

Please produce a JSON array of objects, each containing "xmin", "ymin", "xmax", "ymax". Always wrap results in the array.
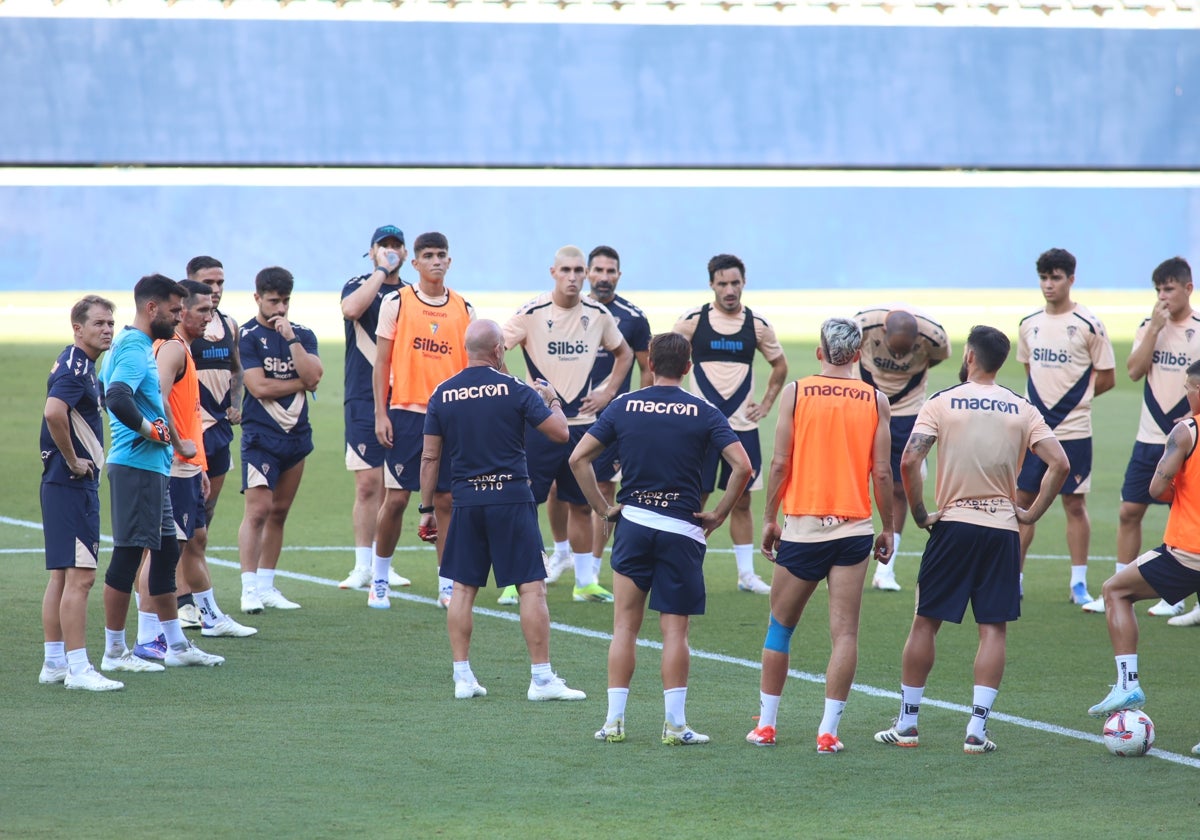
[
  {"xmin": 502, "ymin": 292, "xmax": 625, "ymax": 426},
  {"xmin": 1016, "ymin": 303, "xmax": 1115, "ymax": 441},
  {"xmin": 855, "ymin": 305, "xmax": 950, "ymax": 418},
  {"xmin": 673, "ymin": 304, "xmax": 784, "ymax": 432},
  {"xmin": 1131, "ymin": 312, "xmax": 1200, "ymax": 445},
  {"xmin": 913, "ymin": 380, "xmax": 1055, "ymax": 531}
]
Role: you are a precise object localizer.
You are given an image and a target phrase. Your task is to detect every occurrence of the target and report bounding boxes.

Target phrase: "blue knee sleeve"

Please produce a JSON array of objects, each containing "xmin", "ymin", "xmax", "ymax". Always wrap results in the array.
[{"xmin": 763, "ymin": 614, "xmax": 795, "ymax": 653}]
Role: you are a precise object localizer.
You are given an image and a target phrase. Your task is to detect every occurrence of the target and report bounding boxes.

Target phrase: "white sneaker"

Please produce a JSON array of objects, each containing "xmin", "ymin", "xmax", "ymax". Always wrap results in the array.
[
  {"xmin": 1081, "ymin": 598, "xmax": 1105, "ymax": 614},
  {"xmin": 544, "ymin": 552, "xmax": 571, "ymax": 584},
  {"xmin": 1147, "ymin": 598, "xmax": 1185, "ymax": 617},
  {"xmin": 872, "ymin": 570, "xmax": 902, "ymax": 592},
  {"xmin": 65, "ymin": 666, "xmax": 124, "ymax": 692},
  {"xmin": 39, "ymin": 662, "xmax": 67, "ymax": 684},
  {"xmin": 454, "ymin": 679, "xmax": 488, "ymax": 699},
  {"xmin": 368, "ymin": 580, "xmax": 391, "ymax": 610},
  {"xmin": 388, "ymin": 569, "xmax": 411, "ymax": 587},
  {"xmin": 528, "ymin": 674, "xmax": 587, "ymax": 701},
  {"xmin": 338, "ymin": 566, "xmax": 371, "ymax": 589},
  {"xmin": 165, "ymin": 641, "xmax": 225, "ymax": 667},
  {"xmin": 662, "ymin": 721, "xmax": 710, "ymax": 745},
  {"xmin": 101, "ymin": 648, "xmax": 165, "ymax": 673},
  {"xmin": 595, "ymin": 718, "xmax": 626, "ymax": 743},
  {"xmin": 201, "ymin": 614, "xmax": 258, "ymax": 637},
  {"xmin": 1168, "ymin": 603, "xmax": 1200, "ymax": 627},
  {"xmin": 177, "ymin": 603, "xmax": 203, "ymax": 629},
  {"xmin": 737, "ymin": 572, "xmax": 771, "ymax": 594},
  {"xmin": 437, "ymin": 585, "xmax": 453, "ymax": 610},
  {"xmin": 241, "ymin": 589, "xmax": 264, "ymax": 614},
  {"xmin": 259, "ymin": 588, "xmax": 301, "ymax": 610}
]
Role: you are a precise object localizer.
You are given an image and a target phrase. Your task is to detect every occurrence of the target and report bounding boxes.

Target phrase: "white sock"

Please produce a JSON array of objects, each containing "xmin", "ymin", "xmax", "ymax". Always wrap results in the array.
[
  {"xmin": 354, "ymin": 546, "xmax": 371, "ymax": 571},
  {"xmin": 1115, "ymin": 561, "xmax": 1129, "ymax": 574},
  {"xmin": 898, "ymin": 683, "xmax": 924, "ymax": 729},
  {"xmin": 554, "ymin": 540, "xmax": 571, "ymax": 558},
  {"xmin": 195, "ymin": 588, "xmax": 223, "ymax": 625},
  {"xmin": 373, "ymin": 554, "xmax": 392, "ymax": 584},
  {"xmin": 819, "ymin": 698, "xmax": 847, "ymax": 737},
  {"xmin": 66, "ymin": 647, "xmax": 90, "ymax": 676},
  {"xmin": 104, "ymin": 627, "xmax": 126, "ymax": 654},
  {"xmin": 1070, "ymin": 565, "xmax": 1088, "ymax": 587},
  {"xmin": 531, "ymin": 662, "xmax": 553, "ymax": 684},
  {"xmin": 592, "ymin": 554, "xmax": 603, "ymax": 580},
  {"xmin": 256, "ymin": 568, "xmax": 276, "ymax": 593},
  {"xmin": 44, "ymin": 641, "xmax": 66, "ymax": 665},
  {"xmin": 241, "ymin": 571, "xmax": 258, "ymax": 593},
  {"xmin": 734, "ymin": 544, "xmax": 754, "ymax": 577},
  {"xmin": 1116, "ymin": 654, "xmax": 1139, "ymax": 691},
  {"xmin": 967, "ymin": 685, "xmax": 999, "ymax": 739},
  {"xmin": 438, "ymin": 574, "xmax": 453, "ymax": 592},
  {"xmin": 452, "ymin": 660, "xmax": 473, "ymax": 682},
  {"xmin": 664, "ymin": 687, "xmax": 688, "ymax": 727},
  {"xmin": 758, "ymin": 692, "xmax": 781, "ymax": 729},
  {"xmin": 137, "ymin": 610, "xmax": 161, "ymax": 645},
  {"xmin": 574, "ymin": 553, "xmax": 597, "ymax": 588},
  {"xmin": 162, "ymin": 618, "xmax": 187, "ymax": 649},
  {"xmin": 607, "ymin": 687, "xmax": 629, "ymax": 724}
]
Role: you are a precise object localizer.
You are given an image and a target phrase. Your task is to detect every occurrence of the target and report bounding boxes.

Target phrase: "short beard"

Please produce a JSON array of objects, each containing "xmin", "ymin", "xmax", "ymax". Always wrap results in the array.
[
  {"xmin": 150, "ymin": 318, "xmax": 176, "ymax": 340},
  {"xmin": 958, "ymin": 361, "xmax": 969, "ymax": 383}
]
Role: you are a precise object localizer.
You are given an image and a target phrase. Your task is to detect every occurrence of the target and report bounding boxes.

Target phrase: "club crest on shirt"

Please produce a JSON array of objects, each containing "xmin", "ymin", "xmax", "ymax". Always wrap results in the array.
[
  {"xmin": 1188, "ymin": 329, "xmax": 1196, "ymax": 343},
  {"xmin": 581, "ymin": 316, "xmax": 590, "ymax": 330},
  {"xmin": 1066, "ymin": 325, "xmax": 1077, "ymax": 339}
]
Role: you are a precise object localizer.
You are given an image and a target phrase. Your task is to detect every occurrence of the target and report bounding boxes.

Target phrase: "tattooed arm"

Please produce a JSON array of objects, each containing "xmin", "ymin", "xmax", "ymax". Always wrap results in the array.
[
  {"xmin": 900, "ymin": 432, "xmax": 939, "ymax": 529},
  {"xmin": 1149, "ymin": 420, "xmax": 1197, "ymax": 503}
]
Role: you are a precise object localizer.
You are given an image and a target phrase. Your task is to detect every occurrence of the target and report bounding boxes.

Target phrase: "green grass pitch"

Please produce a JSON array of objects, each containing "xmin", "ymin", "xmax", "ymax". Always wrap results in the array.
[{"xmin": 1, "ymin": 318, "xmax": 1197, "ymax": 837}]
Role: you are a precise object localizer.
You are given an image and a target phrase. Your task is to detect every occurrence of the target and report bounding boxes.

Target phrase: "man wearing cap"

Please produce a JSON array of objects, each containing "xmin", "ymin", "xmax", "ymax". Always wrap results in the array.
[{"xmin": 337, "ymin": 225, "xmax": 412, "ymax": 591}]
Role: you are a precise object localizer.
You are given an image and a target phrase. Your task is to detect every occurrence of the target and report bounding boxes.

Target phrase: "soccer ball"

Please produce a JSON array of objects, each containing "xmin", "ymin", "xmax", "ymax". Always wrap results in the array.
[{"xmin": 1102, "ymin": 709, "xmax": 1155, "ymax": 757}]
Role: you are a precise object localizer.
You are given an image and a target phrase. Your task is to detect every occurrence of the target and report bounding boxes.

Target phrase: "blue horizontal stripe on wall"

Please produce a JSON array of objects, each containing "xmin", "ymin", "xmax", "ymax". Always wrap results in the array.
[
  {"xmin": 0, "ymin": 184, "xmax": 1194, "ymax": 292},
  {"xmin": 1, "ymin": 19, "xmax": 1197, "ymax": 168}
]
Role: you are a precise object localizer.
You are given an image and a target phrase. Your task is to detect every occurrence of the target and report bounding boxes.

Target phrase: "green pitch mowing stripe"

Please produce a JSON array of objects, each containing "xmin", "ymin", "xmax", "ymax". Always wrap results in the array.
[{"xmin": 6, "ymin": 512, "xmax": 1196, "ymax": 768}]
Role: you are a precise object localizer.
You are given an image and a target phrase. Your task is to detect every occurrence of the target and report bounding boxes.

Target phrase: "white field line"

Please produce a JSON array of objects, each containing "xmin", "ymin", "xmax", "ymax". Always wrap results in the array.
[{"xmin": 2, "ymin": 513, "xmax": 1194, "ymax": 766}]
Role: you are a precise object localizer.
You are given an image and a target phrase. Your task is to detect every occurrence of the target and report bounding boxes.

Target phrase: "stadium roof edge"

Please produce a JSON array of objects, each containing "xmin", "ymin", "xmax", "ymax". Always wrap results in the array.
[{"xmin": 0, "ymin": 0, "xmax": 1196, "ymax": 29}]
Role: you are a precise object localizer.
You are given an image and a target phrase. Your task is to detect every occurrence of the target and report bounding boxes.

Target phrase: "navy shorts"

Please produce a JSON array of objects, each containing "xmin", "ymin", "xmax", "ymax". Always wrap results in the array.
[
  {"xmin": 527, "ymin": 424, "xmax": 590, "ymax": 505},
  {"xmin": 205, "ymin": 441, "xmax": 233, "ymax": 480},
  {"xmin": 169, "ymin": 473, "xmax": 208, "ymax": 541},
  {"xmin": 384, "ymin": 409, "xmax": 450, "ymax": 493},
  {"xmin": 108, "ymin": 464, "xmax": 173, "ymax": 550},
  {"xmin": 41, "ymin": 482, "xmax": 100, "ymax": 571},
  {"xmin": 242, "ymin": 432, "xmax": 313, "ymax": 491},
  {"xmin": 890, "ymin": 414, "xmax": 918, "ymax": 483},
  {"xmin": 1121, "ymin": 441, "xmax": 1168, "ymax": 506},
  {"xmin": 202, "ymin": 424, "xmax": 234, "ymax": 478},
  {"xmin": 916, "ymin": 520, "xmax": 1020, "ymax": 624},
  {"xmin": 592, "ymin": 439, "xmax": 621, "ymax": 484},
  {"xmin": 610, "ymin": 518, "xmax": 707, "ymax": 616},
  {"xmin": 345, "ymin": 398, "xmax": 386, "ymax": 471},
  {"xmin": 700, "ymin": 427, "xmax": 761, "ymax": 494},
  {"xmin": 1136, "ymin": 545, "xmax": 1200, "ymax": 605},
  {"xmin": 775, "ymin": 535, "xmax": 873, "ymax": 582},
  {"xmin": 1017, "ymin": 437, "xmax": 1092, "ymax": 495},
  {"xmin": 440, "ymin": 502, "xmax": 547, "ymax": 588}
]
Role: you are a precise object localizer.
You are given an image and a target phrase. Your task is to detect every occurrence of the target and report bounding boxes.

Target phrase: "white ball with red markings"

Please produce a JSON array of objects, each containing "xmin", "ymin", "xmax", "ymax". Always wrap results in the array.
[{"xmin": 1102, "ymin": 709, "xmax": 1155, "ymax": 757}]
